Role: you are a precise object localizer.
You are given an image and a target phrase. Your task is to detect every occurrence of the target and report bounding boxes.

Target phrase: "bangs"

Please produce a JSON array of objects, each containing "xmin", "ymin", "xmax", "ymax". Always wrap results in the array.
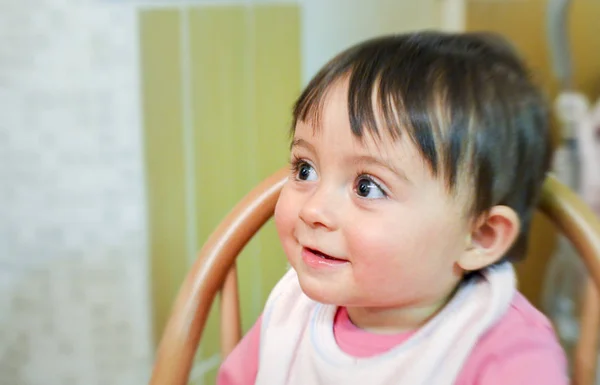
[{"xmin": 291, "ymin": 35, "xmax": 478, "ymax": 195}]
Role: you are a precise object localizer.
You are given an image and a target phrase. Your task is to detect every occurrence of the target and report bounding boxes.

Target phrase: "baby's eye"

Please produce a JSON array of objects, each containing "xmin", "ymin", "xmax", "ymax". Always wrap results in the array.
[
  {"xmin": 295, "ymin": 161, "xmax": 317, "ymax": 181},
  {"xmin": 355, "ymin": 176, "xmax": 386, "ymax": 199}
]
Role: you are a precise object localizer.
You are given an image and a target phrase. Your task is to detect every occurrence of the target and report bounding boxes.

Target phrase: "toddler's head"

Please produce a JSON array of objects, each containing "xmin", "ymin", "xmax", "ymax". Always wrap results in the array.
[{"xmin": 274, "ymin": 32, "xmax": 552, "ymax": 326}]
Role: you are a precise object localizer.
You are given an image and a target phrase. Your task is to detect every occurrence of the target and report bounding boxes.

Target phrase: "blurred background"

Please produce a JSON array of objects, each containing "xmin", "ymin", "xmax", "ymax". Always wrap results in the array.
[{"xmin": 1, "ymin": 0, "xmax": 599, "ymax": 384}]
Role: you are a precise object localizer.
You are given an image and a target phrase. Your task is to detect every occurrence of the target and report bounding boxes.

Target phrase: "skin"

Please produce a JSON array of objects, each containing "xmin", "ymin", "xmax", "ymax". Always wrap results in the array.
[{"xmin": 274, "ymin": 80, "xmax": 520, "ymax": 333}]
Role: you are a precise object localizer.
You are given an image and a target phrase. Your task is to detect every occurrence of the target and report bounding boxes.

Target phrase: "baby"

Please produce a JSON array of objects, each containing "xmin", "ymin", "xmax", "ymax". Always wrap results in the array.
[{"xmin": 217, "ymin": 31, "xmax": 567, "ymax": 384}]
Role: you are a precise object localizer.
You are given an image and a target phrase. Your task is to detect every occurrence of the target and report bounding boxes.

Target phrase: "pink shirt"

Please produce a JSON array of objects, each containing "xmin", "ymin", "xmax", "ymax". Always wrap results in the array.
[{"xmin": 217, "ymin": 292, "xmax": 567, "ymax": 384}]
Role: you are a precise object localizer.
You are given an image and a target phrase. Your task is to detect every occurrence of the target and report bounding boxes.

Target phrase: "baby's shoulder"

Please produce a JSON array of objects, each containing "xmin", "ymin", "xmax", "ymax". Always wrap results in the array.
[
  {"xmin": 458, "ymin": 292, "xmax": 568, "ymax": 384},
  {"xmin": 483, "ymin": 291, "xmax": 560, "ymax": 347}
]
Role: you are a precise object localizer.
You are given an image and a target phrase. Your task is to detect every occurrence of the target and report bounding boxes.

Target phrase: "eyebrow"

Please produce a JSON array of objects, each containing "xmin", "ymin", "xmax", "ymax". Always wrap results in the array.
[
  {"xmin": 351, "ymin": 155, "xmax": 412, "ymax": 184},
  {"xmin": 290, "ymin": 138, "xmax": 315, "ymax": 152}
]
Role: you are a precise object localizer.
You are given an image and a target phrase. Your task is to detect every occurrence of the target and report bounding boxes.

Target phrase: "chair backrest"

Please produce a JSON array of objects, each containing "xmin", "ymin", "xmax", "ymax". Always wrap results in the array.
[{"xmin": 149, "ymin": 168, "xmax": 600, "ymax": 385}]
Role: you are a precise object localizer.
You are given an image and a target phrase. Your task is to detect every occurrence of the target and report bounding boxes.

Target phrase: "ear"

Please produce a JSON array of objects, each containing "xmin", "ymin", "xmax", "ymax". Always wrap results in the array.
[{"xmin": 458, "ymin": 205, "xmax": 520, "ymax": 271}]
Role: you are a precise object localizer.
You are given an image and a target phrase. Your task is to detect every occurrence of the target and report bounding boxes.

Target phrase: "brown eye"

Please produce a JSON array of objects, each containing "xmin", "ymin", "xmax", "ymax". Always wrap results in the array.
[
  {"xmin": 296, "ymin": 162, "xmax": 317, "ymax": 181},
  {"xmin": 355, "ymin": 176, "xmax": 386, "ymax": 199},
  {"xmin": 357, "ymin": 178, "xmax": 370, "ymax": 196}
]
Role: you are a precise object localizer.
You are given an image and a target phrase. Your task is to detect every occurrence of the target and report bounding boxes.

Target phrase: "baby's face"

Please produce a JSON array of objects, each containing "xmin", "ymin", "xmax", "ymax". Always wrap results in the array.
[{"xmin": 274, "ymin": 81, "xmax": 472, "ymax": 325}]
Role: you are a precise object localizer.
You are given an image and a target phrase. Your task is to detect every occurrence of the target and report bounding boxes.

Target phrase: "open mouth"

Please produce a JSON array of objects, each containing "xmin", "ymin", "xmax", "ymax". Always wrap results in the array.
[{"xmin": 305, "ymin": 247, "xmax": 345, "ymax": 262}]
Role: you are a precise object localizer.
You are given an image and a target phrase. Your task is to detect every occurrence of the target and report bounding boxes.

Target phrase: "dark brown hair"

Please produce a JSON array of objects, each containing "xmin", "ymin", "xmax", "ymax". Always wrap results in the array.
[{"xmin": 291, "ymin": 31, "xmax": 552, "ymax": 262}]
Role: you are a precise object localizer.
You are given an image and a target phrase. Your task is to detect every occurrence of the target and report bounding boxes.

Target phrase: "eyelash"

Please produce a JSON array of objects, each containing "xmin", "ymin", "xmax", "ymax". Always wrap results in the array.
[
  {"xmin": 289, "ymin": 155, "xmax": 388, "ymax": 198},
  {"xmin": 354, "ymin": 170, "xmax": 388, "ymax": 198},
  {"xmin": 289, "ymin": 154, "xmax": 305, "ymax": 173}
]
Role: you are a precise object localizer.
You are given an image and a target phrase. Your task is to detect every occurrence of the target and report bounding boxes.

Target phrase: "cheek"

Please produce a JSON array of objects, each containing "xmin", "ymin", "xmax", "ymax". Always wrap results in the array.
[
  {"xmin": 346, "ymin": 213, "xmax": 424, "ymax": 258},
  {"xmin": 345, "ymin": 209, "xmax": 458, "ymax": 279},
  {"xmin": 344, "ymin": 218, "xmax": 412, "ymax": 281},
  {"xmin": 274, "ymin": 187, "xmax": 297, "ymax": 241},
  {"xmin": 344, "ymin": 216, "xmax": 462, "ymax": 305}
]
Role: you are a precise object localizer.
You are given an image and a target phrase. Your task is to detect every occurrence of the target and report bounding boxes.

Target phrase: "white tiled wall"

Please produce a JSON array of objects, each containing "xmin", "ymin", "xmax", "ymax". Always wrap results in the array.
[{"xmin": 0, "ymin": 1, "xmax": 152, "ymax": 384}]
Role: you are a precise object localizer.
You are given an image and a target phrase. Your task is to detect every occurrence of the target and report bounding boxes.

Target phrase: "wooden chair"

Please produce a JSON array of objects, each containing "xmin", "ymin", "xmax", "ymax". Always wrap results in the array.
[{"xmin": 149, "ymin": 168, "xmax": 600, "ymax": 385}]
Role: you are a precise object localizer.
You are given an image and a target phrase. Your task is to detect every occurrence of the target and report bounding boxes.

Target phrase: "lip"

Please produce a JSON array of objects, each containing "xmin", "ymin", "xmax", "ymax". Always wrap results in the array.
[{"xmin": 301, "ymin": 246, "xmax": 349, "ymax": 269}]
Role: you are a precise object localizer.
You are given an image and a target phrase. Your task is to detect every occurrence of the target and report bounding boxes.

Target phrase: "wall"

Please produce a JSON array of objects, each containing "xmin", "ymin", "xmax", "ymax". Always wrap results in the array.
[
  {"xmin": 467, "ymin": 0, "xmax": 600, "ymax": 102},
  {"xmin": 0, "ymin": 1, "xmax": 152, "ymax": 384},
  {"xmin": 300, "ymin": 0, "xmax": 444, "ymax": 82}
]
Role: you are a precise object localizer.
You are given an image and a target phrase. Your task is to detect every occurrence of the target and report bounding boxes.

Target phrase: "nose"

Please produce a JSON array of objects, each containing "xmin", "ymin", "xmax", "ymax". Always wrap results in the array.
[{"xmin": 298, "ymin": 184, "xmax": 339, "ymax": 230}]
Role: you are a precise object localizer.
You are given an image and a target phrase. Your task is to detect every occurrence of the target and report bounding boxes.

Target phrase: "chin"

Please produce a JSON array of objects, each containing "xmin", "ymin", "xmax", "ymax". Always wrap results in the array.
[{"xmin": 295, "ymin": 273, "xmax": 344, "ymax": 305}]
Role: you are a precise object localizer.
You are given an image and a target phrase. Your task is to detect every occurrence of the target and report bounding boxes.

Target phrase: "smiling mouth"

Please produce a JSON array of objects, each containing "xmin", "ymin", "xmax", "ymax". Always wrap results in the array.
[{"xmin": 305, "ymin": 247, "xmax": 346, "ymax": 262}]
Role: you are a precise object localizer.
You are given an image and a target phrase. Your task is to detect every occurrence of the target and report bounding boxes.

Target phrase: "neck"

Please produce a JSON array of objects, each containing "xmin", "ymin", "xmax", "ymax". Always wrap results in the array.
[{"xmin": 345, "ymin": 286, "xmax": 460, "ymax": 334}]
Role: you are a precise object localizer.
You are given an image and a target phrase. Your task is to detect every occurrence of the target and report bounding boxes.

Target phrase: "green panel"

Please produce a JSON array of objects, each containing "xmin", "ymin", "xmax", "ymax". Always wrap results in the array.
[
  {"xmin": 189, "ymin": 5, "xmax": 249, "ymax": 363},
  {"xmin": 139, "ymin": 9, "xmax": 188, "ymax": 345},
  {"xmin": 252, "ymin": 5, "xmax": 301, "ymax": 326},
  {"xmin": 188, "ymin": 3, "xmax": 301, "ymax": 375}
]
